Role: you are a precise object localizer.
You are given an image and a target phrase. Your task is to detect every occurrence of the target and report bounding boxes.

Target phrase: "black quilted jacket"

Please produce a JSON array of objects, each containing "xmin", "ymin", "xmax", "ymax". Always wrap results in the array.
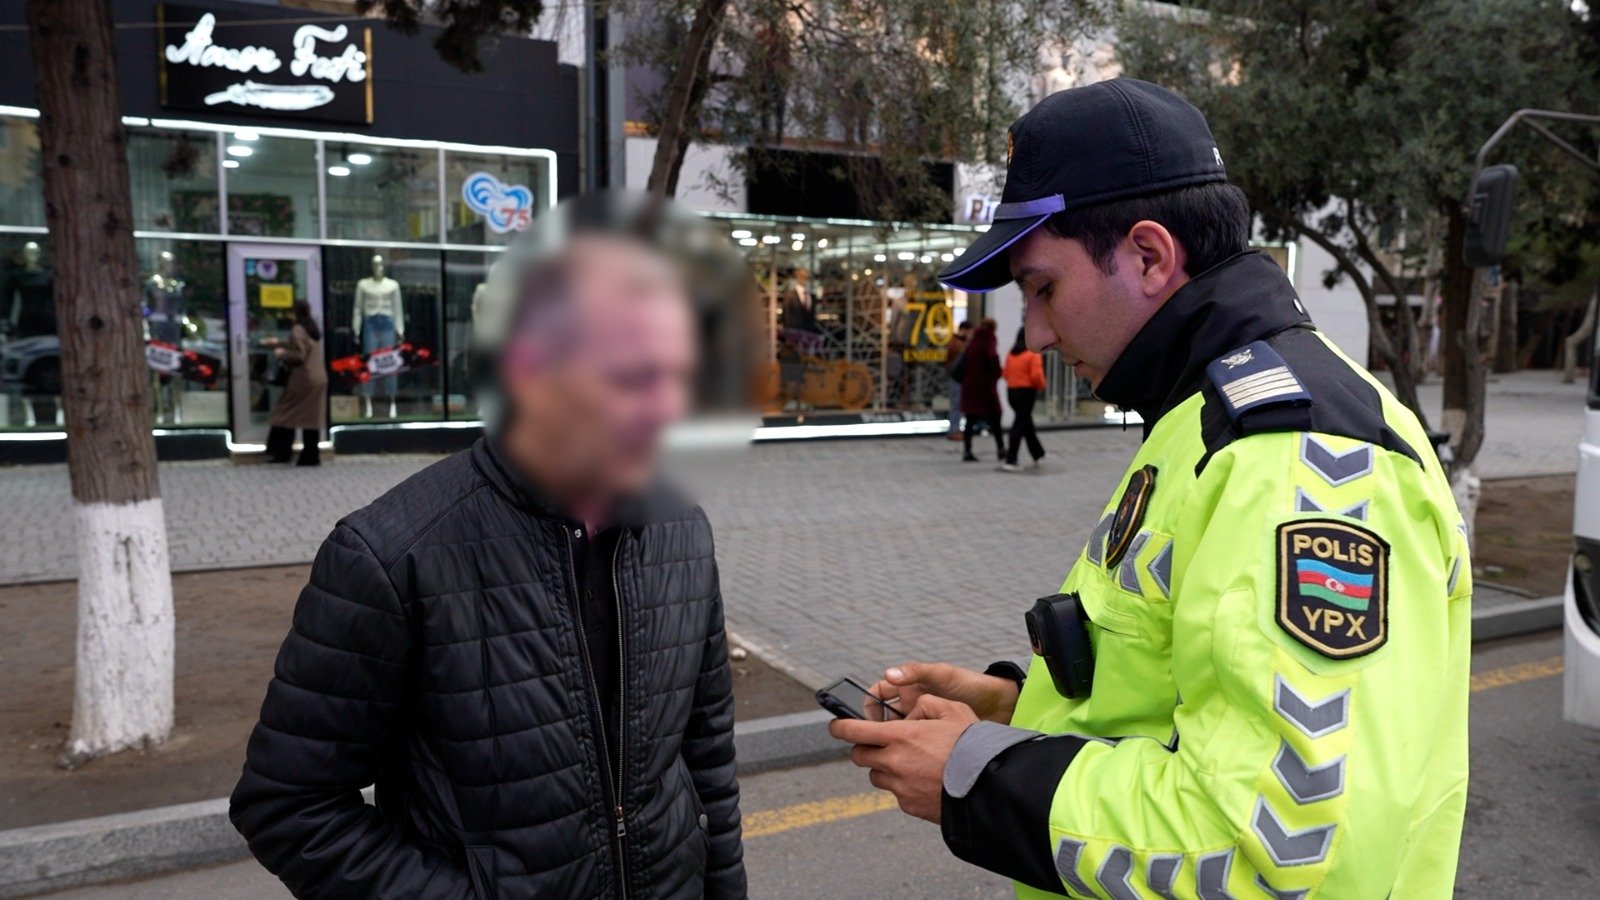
[{"xmin": 230, "ymin": 439, "xmax": 745, "ymax": 899}]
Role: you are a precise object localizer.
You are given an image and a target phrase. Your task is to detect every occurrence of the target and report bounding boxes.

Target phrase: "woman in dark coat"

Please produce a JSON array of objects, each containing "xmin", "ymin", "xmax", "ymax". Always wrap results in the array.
[
  {"xmin": 960, "ymin": 317, "xmax": 1005, "ymax": 462},
  {"xmin": 265, "ymin": 300, "xmax": 327, "ymax": 466}
]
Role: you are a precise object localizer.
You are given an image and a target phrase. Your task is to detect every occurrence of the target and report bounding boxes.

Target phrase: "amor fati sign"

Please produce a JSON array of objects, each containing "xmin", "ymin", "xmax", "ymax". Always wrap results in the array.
[{"xmin": 158, "ymin": 4, "xmax": 373, "ymax": 124}]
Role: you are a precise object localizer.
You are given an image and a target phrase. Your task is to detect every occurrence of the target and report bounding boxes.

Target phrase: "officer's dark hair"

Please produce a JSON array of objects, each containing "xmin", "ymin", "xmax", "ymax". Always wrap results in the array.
[{"xmin": 1044, "ymin": 182, "xmax": 1252, "ymax": 277}]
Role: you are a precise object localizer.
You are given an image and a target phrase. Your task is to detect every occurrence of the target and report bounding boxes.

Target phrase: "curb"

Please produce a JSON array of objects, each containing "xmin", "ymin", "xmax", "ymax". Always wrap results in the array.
[
  {"xmin": 4, "ymin": 601, "xmax": 1561, "ymax": 897},
  {"xmin": 1471, "ymin": 595, "xmax": 1564, "ymax": 642},
  {"xmin": 0, "ymin": 714, "xmax": 841, "ymax": 898}
]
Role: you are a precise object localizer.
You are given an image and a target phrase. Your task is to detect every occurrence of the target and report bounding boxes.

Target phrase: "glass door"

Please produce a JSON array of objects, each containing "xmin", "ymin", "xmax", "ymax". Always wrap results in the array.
[{"xmin": 226, "ymin": 244, "xmax": 323, "ymax": 446}]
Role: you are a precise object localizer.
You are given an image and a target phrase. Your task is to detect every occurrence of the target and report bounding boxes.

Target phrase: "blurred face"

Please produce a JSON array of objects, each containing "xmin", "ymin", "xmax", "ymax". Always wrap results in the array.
[
  {"xmin": 1009, "ymin": 224, "xmax": 1184, "ymax": 389},
  {"xmin": 501, "ymin": 238, "xmax": 696, "ymax": 498}
]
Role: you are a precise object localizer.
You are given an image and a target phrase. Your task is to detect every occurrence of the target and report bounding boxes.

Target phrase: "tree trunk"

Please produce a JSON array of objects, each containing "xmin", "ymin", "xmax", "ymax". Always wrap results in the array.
[
  {"xmin": 646, "ymin": 0, "xmax": 731, "ymax": 197},
  {"xmin": 1493, "ymin": 279, "xmax": 1519, "ymax": 374},
  {"xmin": 27, "ymin": 0, "xmax": 174, "ymax": 765},
  {"xmin": 1348, "ymin": 216, "xmax": 1427, "ymax": 426},
  {"xmin": 1562, "ymin": 291, "xmax": 1597, "ymax": 384}
]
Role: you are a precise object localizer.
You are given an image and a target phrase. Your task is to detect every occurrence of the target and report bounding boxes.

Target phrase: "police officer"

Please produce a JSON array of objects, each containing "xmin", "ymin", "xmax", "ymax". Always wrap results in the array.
[{"xmin": 829, "ymin": 79, "xmax": 1470, "ymax": 898}]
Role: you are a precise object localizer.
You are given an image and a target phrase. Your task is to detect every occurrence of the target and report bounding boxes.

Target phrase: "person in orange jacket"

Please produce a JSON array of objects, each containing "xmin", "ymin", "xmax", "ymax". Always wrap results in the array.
[{"xmin": 1001, "ymin": 327, "xmax": 1046, "ymax": 471}]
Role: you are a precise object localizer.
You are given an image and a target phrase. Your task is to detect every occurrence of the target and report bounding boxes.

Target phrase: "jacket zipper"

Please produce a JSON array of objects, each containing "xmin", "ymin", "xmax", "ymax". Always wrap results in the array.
[
  {"xmin": 562, "ymin": 529, "xmax": 628, "ymax": 899},
  {"xmin": 609, "ymin": 537, "xmax": 629, "ymax": 891}
]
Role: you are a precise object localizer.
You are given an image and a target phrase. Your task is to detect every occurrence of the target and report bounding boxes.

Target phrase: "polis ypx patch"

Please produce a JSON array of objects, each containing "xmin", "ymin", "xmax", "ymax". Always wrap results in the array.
[{"xmin": 1276, "ymin": 520, "xmax": 1388, "ymax": 658}]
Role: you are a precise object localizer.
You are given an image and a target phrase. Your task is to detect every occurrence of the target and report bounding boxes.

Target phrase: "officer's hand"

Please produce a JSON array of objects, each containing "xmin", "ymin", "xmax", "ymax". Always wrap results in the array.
[
  {"xmin": 870, "ymin": 661, "xmax": 1020, "ymax": 725},
  {"xmin": 828, "ymin": 697, "xmax": 978, "ymax": 824}
]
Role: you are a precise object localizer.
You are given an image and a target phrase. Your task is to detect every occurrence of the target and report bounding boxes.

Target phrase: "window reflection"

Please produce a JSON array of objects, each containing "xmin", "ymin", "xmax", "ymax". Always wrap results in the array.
[
  {"xmin": 222, "ymin": 133, "xmax": 317, "ymax": 238},
  {"xmin": 324, "ymin": 142, "xmax": 440, "ymax": 242},
  {"xmin": 129, "ymin": 128, "xmax": 219, "ymax": 233},
  {"xmin": 0, "ymin": 234, "xmax": 56, "ymax": 429},
  {"xmin": 0, "ymin": 116, "xmax": 44, "ymax": 228},
  {"xmin": 444, "ymin": 152, "xmax": 546, "ymax": 246}
]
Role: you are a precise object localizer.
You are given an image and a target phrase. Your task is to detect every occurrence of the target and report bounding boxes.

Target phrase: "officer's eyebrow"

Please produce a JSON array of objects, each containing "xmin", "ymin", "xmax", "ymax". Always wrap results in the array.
[{"xmin": 1013, "ymin": 265, "xmax": 1048, "ymax": 293}]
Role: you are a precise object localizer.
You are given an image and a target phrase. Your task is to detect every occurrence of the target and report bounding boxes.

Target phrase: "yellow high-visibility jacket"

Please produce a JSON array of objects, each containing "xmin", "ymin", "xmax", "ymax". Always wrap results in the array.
[{"xmin": 940, "ymin": 252, "xmax": 1470, "ymax": 899}]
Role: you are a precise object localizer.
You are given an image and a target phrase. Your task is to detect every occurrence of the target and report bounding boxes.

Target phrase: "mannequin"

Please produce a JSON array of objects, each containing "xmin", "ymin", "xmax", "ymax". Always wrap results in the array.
[
  {"xmin": 352, "ymin": 253, "xmax": 403, "ymax": 418},
  {"xmin": 144, "ymin": 251, "xmax": 188, "ymax": 423},
  {"xmin": 5, "ymin": 241, "xmax": 55, "ymax": 340}
]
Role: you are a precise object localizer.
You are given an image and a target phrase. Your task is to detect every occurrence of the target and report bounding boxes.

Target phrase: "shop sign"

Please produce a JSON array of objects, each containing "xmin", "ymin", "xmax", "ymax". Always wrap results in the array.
[
  {"xmin": 462, "ymin": 171, "xmax": 535, "ymax": 234},
  {"xmin": 259, "ymin": 284, "xmax": 294, "ymax": 309},
  {"xmin": 901, "ymin": 296, "xmax": 954, "ymax": 364},
  {"xmin": 158, "ymin": 5, "xmax": 374, "ymax": 124}
]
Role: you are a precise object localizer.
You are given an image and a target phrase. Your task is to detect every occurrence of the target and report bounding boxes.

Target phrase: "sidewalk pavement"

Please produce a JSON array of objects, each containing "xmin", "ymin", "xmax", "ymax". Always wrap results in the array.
[{"xmin": 0, "ymin": 369, "xmax": 1585, "ymax": 687}]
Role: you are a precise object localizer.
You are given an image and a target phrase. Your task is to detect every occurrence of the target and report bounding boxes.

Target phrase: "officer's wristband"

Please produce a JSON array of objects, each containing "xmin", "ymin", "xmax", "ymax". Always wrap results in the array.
[{"xmin": 983, "ymin": 660, "xmax": 1027, "ymax": 689}]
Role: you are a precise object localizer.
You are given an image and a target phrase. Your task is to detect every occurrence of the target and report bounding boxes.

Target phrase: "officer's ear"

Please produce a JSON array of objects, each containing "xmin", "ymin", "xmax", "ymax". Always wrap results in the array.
[{"xmin": 1124, "ymin": 220, "xmax": 1187, "ymax": 301}]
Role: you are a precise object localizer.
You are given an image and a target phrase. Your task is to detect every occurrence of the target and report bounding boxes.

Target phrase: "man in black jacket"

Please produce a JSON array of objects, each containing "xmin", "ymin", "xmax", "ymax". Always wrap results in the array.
[{"xmin": 232, "ymin": 227, "xmax": 745, "ymax": 898}]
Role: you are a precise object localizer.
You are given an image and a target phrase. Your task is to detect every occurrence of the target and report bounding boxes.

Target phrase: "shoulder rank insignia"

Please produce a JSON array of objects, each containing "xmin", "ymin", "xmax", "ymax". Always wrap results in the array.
[
  {"xmin": 1104, "ymin": 465, "xmax": 1156, "ymax": 568},
  {"xmin": 1277, "ymin": 520, "xmax": 1388, "ymax": 658},
  {"xmin": 1206, "ymin": 340, "xmax": 1310, "ymax": 421}
]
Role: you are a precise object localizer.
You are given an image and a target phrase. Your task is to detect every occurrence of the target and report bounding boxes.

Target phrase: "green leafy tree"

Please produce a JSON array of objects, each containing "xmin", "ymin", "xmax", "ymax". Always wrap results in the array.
[{"xmin": 619, "ymin": 0, "xmax": 1101, "ymax": 219}]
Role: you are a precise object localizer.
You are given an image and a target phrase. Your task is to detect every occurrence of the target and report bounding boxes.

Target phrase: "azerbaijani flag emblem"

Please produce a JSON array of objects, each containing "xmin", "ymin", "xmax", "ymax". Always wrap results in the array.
[{"xmin": 1294, "ymin": 559, "xmax": 1373, "ymax": 611}]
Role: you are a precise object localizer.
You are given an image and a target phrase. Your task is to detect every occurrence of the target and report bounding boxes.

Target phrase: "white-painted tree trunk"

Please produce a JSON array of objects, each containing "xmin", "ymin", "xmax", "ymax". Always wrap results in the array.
[{"xmin": 64, "ymin": 498, "xmax": 174, "ymax": 766}]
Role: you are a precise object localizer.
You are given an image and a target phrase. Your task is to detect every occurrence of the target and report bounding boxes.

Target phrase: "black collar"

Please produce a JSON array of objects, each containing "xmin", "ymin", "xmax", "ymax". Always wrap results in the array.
[
  {"xmin": 471, "ymin": 437, "xmax": 681, "ymax": 531},
  {"xmin": 1094, "ymin": 251, "xmax": 1311, "ymax": 435}
]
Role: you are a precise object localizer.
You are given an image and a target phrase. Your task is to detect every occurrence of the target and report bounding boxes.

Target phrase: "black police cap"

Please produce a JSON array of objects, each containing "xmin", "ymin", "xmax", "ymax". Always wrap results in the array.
[{"xmin": 938, "ymin": 78, "xmax": 1227, "ymax": 293}]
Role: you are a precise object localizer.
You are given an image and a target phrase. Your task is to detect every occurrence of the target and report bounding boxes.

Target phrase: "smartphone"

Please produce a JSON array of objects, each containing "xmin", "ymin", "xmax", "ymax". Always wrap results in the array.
[{"xmin": 815, "ymin": 676, "xmax": 905, "ymax": 721}]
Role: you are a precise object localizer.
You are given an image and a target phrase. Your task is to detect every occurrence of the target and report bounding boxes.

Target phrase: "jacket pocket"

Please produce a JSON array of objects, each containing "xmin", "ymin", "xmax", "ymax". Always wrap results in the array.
[{"xmin": 465, "ymin": 845, "xmax": 496, "ymax": 900}]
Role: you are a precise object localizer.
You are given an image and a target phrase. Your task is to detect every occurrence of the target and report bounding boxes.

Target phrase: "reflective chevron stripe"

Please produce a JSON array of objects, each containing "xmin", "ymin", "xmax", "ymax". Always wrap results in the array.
[
  {"xmin": 1252, "ymin": 798, "xmax": 1336, "ymax": 866},
  {"xmin": 1146, "ymin": 854, "xmax": 1183, "ymax": 899},
  {"xmin": 1054, "ymin": 838, "xmax": 1096, "ymax": 897},
  {"xmin": 1273, "ymin": 675, "xmax": 1349, "ymax": 739},
  {"xmin": 1272, "ymin": 740, "xmax": 1346, "ymax": 804},
  {"xmin": 1094, "ymin": 846, "xmax": 1140, "ymax": 900},
  {"xmin": 1300, "ymin": 435, "xmax": 1373, "ymax": 487},
  {"xmin": 1195, "ymin": 848, "xmax": 1238, "ymax": 899}
]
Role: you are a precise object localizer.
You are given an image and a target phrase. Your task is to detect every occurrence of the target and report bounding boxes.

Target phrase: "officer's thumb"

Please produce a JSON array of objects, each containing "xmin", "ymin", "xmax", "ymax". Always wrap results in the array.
[{"xmin": 887, "ymin": 662, "xmax": 947, "ymax": 688}]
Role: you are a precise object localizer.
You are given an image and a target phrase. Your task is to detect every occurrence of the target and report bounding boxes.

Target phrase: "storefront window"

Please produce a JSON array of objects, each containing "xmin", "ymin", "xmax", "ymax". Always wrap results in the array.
[
  {"xmin": 444, "ymin": 151, "xmax": 546, "ymax": 246},
  {"xmin": 136, "ymin": 239, "xmax": 227, "ymax": 427},
  {"xmin": 0, "ymin": 116, "xmax": 44, "ymax": 228},
  {"xmin": 324, "ymin": 142, "xmax": 440, "ymax": 242},
  {"xmin": 0, "ymin": 234, "xmax": 55, "ymax": 430},
  {"xmin": 715, "ymin": 215, "xmax": 973, "ymax": 419},
  {"xmin": 323, "ymin": 246, "xmax": 442, "ymax": 424},
  {"xmin": 129, "ymin": 128, "xmax": 219, "ymax": 233},
  {"xmin": 444, "ymin": 250, "xmax": 495, "ymax": 420},
  {"xmin": 222, "ymin": 133, "xmax": 318, "ymax": 238}
]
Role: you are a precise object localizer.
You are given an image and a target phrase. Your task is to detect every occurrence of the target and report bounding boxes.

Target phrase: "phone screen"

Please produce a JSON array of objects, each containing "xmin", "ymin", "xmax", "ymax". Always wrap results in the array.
[{"xmin": 817, "ymin": 677, "xmax": 905, "ymax": 720}]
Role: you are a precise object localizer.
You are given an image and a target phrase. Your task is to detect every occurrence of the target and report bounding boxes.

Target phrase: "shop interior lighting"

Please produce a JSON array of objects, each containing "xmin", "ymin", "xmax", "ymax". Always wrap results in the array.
[
  {"xmin": 817, "ymin": 238, "xmax": 829, "ymax": 249},
  {"xmin": 953, "ymin": 246, "xmax": 965, "ymax": 255},
  {"xmin": 738, "ymin": 237, "xmax": 758, "ymax": 246},
  {"xmin": 873, "ymin": 253, "xmax": 887, "ymax": 262},
  {"xmin": 897, "ymin": 251, "xmax": 915, "ymax": 260},
  {"xmin": 222, "ymin": 159, "xmax": 240, "ymax": 169},
  {"xmin": 940, "ymin": 252, "xmax": 955, "ymax": 262},
  {"xmin": 864, "ymin": 268, "xmax": 873, "ymax": 275},
  {"xmin": 234, "ymin": 130, "xmax": 259, "ymax": 141},
  {"xmin": 327, "ymin": 164, "xmax": 352, "ymax": 177},
  {"xmin": 347, "ymin": 152, "xmax": 373, "ymax": 165},
  {"xmin": 791, "ymin": 241, "xmax": 804, "ymax": 251},
  {"xmin": 790, "ymin": 233, "xmax": 806, "ymax": 241},
  {"xmin": 920, "ymin": 255, "xmax": 933, "ymax": 263},
  {"xmin": 731, "ymin": 229, "xmax": 752, "ymax": 239},
  {"xmin": 226, "ymin": 145, "xmax": 253, "ymax": 157},
  {"xmin": 761, "ymin": 235, "xmax": 780, "ymax": 244}
]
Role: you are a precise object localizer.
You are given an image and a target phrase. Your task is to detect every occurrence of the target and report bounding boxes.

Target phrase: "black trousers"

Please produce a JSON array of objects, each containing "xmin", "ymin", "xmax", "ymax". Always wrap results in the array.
[
  {"xmin": 1006, "ymin": 388, "xmax": 1045, "ymax": 465},
  {"xmin": 266, "ymin": 426, "xmax": 321, "ymax": 465},
  {"xmin": 963, "ymin": 413, "xmax": 1004, "ymax": 458}
]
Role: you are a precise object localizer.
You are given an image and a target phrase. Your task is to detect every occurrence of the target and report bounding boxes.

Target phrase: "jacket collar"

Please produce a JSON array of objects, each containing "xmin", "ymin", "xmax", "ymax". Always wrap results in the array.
[
  {"xmin": 1094, "ymin": 251, "xmax": 1311, "ymax": 435},
  {"xmin": 471, "ymin": 437, "xmax": 681, "ymax": 531}
]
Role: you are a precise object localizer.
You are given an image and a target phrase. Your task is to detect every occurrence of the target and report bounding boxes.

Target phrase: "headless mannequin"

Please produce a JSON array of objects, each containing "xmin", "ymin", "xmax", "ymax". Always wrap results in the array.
[{"xmin": 352, "ymin": 254, "xmax": 402, "ymax": 418}]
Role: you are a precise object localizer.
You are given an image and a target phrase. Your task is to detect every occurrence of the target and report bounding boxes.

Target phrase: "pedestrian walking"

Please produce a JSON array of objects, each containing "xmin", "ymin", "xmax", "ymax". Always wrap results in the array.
[
  {"xmin": 232, "ymin": 205, "xmax": 746, "ymax": 899},
  {"xmin": 960, "ymin": 317, "xmax": 1004, "ymax": 462},
  {"xmin": 945, "ymin": 320, "xmax": 972, "ymax": 441},
  {"xmin": 1000, "ymin": 327, "xmax": 1045, "ymax": 471},
  {"xmin": 830, "ymin": 79, "xmax": 1470, "ymax": 899},
  {"xmin": 264, "ymin": 300, "xmax": 326, "ymax": 467}
]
